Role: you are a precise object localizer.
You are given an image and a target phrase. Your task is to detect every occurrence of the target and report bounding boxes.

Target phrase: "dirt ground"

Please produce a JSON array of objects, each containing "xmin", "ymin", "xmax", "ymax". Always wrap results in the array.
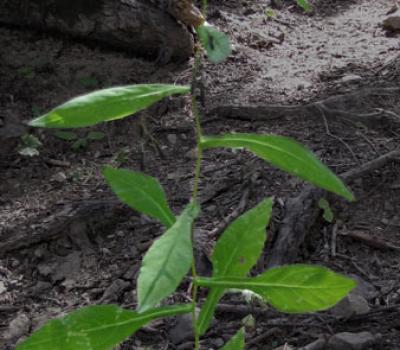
[{"xmin": 1, "ymin": 0, "xmax": 400, "ymax": 349}]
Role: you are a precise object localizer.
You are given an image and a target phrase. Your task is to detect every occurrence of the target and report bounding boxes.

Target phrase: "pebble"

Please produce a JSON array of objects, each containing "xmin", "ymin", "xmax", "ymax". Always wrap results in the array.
[
  {"xmin": 340, "ymin": 74, "xmax": 362, "ymax": 84},
  {"xmin": 6, "ymin": 313, "xmax": 31, "ymax": 340},
  {"xmin": 169, "ymin": 311, "xmax": 197, "ymax": 344},
  {"xmin": 348, "ymin": 274, "xmax": 377, "ymax": 299},
  {"xmin": 169, "ymin": 308, "xmax": 216, "ymax": 344},
  {"xmin": 331, "ymin": 293, "xmax": 370, "ymax": 318},
  {"xmin": 167, "ymin": 134, "xmax": 177, "ymax": 145},
  {"xmin": 383, "ymin": 10, "xmax": 400, "ymax": 32},
  {"xmin": 51, "ymin": 171, "xmax": 67, "ymax": 183},
  {"xmin": 0, "ymin": 281, "xmax": 6, "ymax": 294},
  {"xmin": 328, "ymin": 331, "xmax": 376, "ymax": 350}
]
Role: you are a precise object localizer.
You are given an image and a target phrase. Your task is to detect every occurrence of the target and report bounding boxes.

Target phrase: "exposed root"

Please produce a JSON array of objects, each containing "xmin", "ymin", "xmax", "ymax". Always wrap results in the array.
[{"xmin": 209, "ymin": 87, "xmax": 400, "ymax": 129}]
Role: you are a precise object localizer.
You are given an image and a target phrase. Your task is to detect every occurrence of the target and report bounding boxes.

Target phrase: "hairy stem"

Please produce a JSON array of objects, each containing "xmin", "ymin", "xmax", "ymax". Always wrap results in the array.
[{"xmin": 190, "ymin": 46, "xmax": 204, "ymax": 350}]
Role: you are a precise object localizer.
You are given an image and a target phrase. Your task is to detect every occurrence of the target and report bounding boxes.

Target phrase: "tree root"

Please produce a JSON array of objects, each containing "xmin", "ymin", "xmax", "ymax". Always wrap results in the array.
[{"xmin": 209, "ymin": 87, "xmax": 400, "ymax": 129}]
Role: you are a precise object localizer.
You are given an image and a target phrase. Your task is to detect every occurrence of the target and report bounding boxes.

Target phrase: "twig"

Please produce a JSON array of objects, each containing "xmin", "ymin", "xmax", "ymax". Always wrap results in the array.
[{"xmin": 339, "ymin": 229, "xmax": 400, "ymax": 251}]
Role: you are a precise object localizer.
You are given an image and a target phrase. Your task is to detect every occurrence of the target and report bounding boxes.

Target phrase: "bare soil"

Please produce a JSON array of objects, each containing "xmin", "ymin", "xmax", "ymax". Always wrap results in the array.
[{"xmin": 1, "ymin": 0, "xmax": 400, "ymax": 349}]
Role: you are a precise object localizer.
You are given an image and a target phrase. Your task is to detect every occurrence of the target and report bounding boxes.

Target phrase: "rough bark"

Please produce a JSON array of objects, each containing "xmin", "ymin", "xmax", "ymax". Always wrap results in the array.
[{"xmin": 0, "ymin": 0, "xmax": 194, "ymax": 62}]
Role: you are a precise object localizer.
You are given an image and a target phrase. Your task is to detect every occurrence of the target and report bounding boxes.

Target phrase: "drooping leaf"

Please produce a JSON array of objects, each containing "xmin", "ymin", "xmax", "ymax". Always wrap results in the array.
[
  {"xmin": 103, "ymin": 166, "xmax": 175, "ymax": 228},
  {"xmin": 29, "ymin": 84, "xmax": 190, "ymax": 128},
  {"xmin": 196, "ymin": 25, "xmax": 231, "ymax": 64},
  {"xmin": 16, "ymin": 304, "xmax": 191, "ymax": 350},
  {"xmin": 200, "ymin": 134, "xmax": 354, "ymax": 201},
  {"xmin": 220, "ymin": 328, "xmax": 245, "ymax": 350},
  {"xmin": 87, "ymin": 131, "xmax": 106, "ymax": 141},
  {"xmin": 197, "ymin": 198, "xmax": 273, "ymax": 335},
  {"xmin": 196, "ymin": 265, "xmax": 356, "ymax": 313},
  {"xmin": 137, "ymin": 202, "xmax": 200, "ymax": 312}
]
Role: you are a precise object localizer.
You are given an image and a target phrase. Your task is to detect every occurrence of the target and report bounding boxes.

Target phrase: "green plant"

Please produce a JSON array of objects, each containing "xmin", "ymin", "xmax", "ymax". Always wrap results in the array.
[
  {"xmin": 17, "ymin": 4, "xmax": 355, "ymax": 350},
  {"xmin": 296, "ymin": 0, "xmax": 313, "ymax": 13},
  {"xmin": 54, "ymin": 130, "xmax": 106, "ymax": 151},
  {"xmin": 265, "ymin": 7, "xmax": 277, "ymax": 18},
  {"xmin": 17, "ymin": 134, "xmax": 42, "ymax": 157},
  {"xmin": 318, "ymin": 197, "xmax": 334, "ymax": 223}
]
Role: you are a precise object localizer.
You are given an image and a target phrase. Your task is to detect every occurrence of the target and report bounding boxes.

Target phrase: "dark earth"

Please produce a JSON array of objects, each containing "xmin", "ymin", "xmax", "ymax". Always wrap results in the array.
[{"xmin": 1, "ymin": 0, "xmax": 400, "ymax": 349}]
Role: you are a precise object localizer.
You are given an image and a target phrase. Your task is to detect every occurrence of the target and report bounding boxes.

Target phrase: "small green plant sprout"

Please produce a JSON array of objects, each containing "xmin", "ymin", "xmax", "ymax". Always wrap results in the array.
[
  {"xmin": 318, "ymin": 197, "xmax": 334, "ymax": 223},
  {"xmin": 265, "ymin": 7, "xmax": 277, "ymax": 18},
  {"xmin": 17, "ymin": 134, "xmax": 42, "ymax": 157},
  {"xmin": 18, "ymin": 4, "xmax": 355, "ymax": 350},
  {"xmin": 296, "ymin": 0, "xmax": 313, "ymax": 13}
]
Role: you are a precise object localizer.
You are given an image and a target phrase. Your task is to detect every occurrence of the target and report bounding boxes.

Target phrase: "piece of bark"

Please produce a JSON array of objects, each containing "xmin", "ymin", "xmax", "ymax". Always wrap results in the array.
[{"xmin": 0, "ymin": 0, "xmax": 194, "ymax": 62}]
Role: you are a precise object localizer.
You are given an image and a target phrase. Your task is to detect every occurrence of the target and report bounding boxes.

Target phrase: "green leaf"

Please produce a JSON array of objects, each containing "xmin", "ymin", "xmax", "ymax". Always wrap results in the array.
[
  {"xmin": 16, "ymin": 304, "xmax": 191, "ymax": 350},
  {"xmin": 220, "ymin": 328, "xmax": 245, "ymax": 350},
  {"xmin": 29, "ymin": 84, "xmax": 190, "ymax": 128},
  {"xmin": 137, "ymin": 202, "xmax": 200, "ymax": 312},
  {"xmin": 296, "ymin": 0, "xmax": 313, "ymax": 12},
  {"xmin": 318, "ymin": 198, "xmax": 334, "ymax": 223},
  {"xmin": 197, "ymin": 199, "xmax": 273, "ymax": 335},
  {"xmin": 200, "ymin": 134, "xmax": 354, "ymax": 201},
  {"xmin": 103, "ymin": 166, "xmax": 175, "ymax": 228},
  {"xmin": 71, "ymin": 138, "xmax": 87, "ymax": 151},
  {"xmin": 196, "ymin": 25, "xmax": 232, "ymax": 64},
  {"xmin": 196, "ymin": 265, "xmax": 356, "ymax": 313},
  {"xmin": 87, "ymin": 131, "xmax": 106, "ymax": 141},
  {"xmin": 54, "ymin": 131, "xmax": 78, "ymax": 141}
]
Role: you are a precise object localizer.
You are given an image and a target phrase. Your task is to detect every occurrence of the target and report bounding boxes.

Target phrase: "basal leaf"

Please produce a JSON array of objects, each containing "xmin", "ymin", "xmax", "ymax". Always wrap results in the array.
[
  {"xmin": 16, "ymin": 304, "xmax": 191, "ymax": 350},
  {"xmin": 196, "ymin": 265, "xmax": 356, "ymax": 313},
  {"xmin": 220, "ymin": 328, "xmax": 245, "ymax": 350},
  {"xmin": 29, "ymin": 84, "xmax": 190, "ymax": 128},
  {"xmin": 197, "ymin": 198, "xmax": 273, "ymax": 335},
  {"xmin": 200, "ymin": 134, "xmax": 354, "ymax": 201},
  {"xmin": 137, "ymin": 202, "xmax": 200, "ymax": 312},
  {"xmin": 103, "ymin": 166, "xmax": 175, "ymax": 228},
  {"xmin": 196, "ymin": 25, "xmax": 232, "ymax": 64}
]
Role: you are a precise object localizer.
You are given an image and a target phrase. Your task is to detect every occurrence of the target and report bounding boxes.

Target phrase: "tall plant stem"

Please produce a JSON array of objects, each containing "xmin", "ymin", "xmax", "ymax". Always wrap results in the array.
[{"xmin": 190, "ymin": 46, "xmax": 204, "ymax": 350}]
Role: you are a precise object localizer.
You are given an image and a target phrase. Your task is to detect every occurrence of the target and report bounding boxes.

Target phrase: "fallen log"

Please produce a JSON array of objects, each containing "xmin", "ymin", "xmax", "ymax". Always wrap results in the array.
[{"xmin": 0, "ymin": 0, "xmax": 194, "ymax": 62}]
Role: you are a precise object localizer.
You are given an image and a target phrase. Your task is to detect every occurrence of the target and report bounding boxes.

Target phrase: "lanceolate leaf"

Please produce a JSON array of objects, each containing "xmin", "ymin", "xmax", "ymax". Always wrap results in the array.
[
  {"xmin": 103, "ymin": 166, "xmax": 175, "ymax": 228},
  {"xmin": 220, "ymin": 328, "xmax": 245, "ymax": 350},
  {"xmin": 200, "ymin": 134, "xmax": 354, "ymax": 201},
  {"xmin": 197, "ymin": 199, "xmax": 273, "ymax": 335},
  {"xmin": 196, "ymin": 25, "xmax": 232, "ymax": 64},
  {"xmin": 196, "ymin": 265, "xmax": 356, "ymax": 313},
  {"xmin": 16, "ymin": 304, "xmax": 191, "ymax": 350},
  {"xmin": 29, "ymin": 84, "xmax": 190, "ymax": 128},
  {"xmin": 137, "ymin": 202, "xmax": 200, "ymax": 312}
]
